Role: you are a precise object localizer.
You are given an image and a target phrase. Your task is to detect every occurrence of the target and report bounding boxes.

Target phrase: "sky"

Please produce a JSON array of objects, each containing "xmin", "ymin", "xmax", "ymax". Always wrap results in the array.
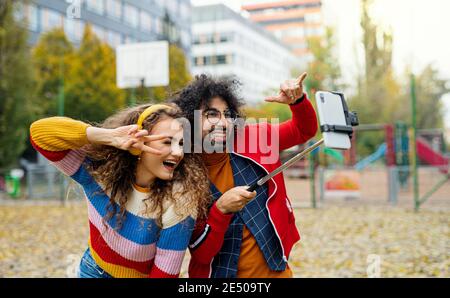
[{"xmin": 191, "ymin": 0, "xmax": 450, "ymax": 128}]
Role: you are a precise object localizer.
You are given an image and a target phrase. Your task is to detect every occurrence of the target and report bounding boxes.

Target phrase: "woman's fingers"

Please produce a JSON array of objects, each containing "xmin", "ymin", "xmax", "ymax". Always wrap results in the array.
[
  {"xmin": 127, "ymin": 125, "xmax": 139, "ymax": 135},
  {"xmin": 122, "ymin": 138, "xmax": 135, "ymax": 150},
  {"xmin": 143, "ymin": 134, "xmax": 169, "ymax": 142},
  {"xmin": 134, "ymin": 129, "xmax": 149, "ymax": 138}
]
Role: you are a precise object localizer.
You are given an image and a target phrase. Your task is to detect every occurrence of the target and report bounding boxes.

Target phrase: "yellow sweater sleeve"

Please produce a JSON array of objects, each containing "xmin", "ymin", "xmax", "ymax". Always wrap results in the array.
[{"xmin": 30, "ymin": 117, "xmax": 91, "ymax": 151}]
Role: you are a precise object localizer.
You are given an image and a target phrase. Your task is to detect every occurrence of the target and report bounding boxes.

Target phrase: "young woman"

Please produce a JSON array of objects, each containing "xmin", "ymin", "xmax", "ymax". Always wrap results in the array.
[{"xmin": 30, "ymin": 104, "xmax": 210, "ymax": 278}]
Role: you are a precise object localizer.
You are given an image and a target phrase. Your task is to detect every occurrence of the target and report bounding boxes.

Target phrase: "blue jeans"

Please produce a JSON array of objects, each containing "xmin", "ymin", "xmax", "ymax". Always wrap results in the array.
[{"xmin": 77, "ymin": 248, "xmax": 112, "ymax": 278}]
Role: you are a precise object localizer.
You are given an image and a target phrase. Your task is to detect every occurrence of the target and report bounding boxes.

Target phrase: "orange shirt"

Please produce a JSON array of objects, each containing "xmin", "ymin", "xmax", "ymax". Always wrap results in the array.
[{"xmin": 201, "ymin": 153, "xmax": 292, "ymax": 278}]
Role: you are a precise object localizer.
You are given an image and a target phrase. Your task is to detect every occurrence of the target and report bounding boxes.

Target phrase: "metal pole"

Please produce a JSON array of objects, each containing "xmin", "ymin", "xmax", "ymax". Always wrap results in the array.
[
  {"xmin": 309, "ymin": 145, "xmax": 317, "ymax": 208},
  {"xmin": 130, "ymin": 88, "xmax": 137, "ymax": 106},
  {"xmin": 58, "ymin": 60, "xmax": 65, "ymax": 116},
  {"xmin": 410, "ymin": 74, "xmax": 420, "ymax": 212},
  {"xmin": 58, "ymin": 60, "xmax": 65, "ymax": 204}
]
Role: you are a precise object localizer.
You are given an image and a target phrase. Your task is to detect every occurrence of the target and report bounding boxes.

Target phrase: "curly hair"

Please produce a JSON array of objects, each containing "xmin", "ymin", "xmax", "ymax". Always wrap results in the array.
[
  {"xmin": 171, "ymin": 74, "xmax": 245, "ymax": 127},
  {"xmin": 83, "ymin": 103, "xmax": 210, "ymax": 230}
]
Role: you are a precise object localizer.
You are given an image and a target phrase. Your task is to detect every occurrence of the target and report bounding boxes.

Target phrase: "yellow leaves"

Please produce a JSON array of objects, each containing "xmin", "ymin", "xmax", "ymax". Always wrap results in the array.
[
  {"xmin": 289, "ymin": 206, "xmax": 450, "ymax": 277},
  {"xmin": 0, "ymin": 201, "xmax": 448, "ymax": 277},
  {"xmin": 0, "ymin": 202, "xmax": 88, "ymax": 277}
]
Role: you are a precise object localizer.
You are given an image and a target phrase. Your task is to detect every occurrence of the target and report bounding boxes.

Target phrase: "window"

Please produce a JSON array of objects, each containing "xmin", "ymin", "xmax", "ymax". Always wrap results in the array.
[
  {"xmin": 107, "ymin": 30, "xmax": 122, "ymax": 47},
  {"xmin": 123, "ymin": 4, "xmax": 139, "ymax": 28},
  {"xmin": 105, "ymin": 0, "xmax": 121, "ymax": 20},
  {"xmin": 193, "ymin": 33, "xmax": 232, "ymax": 45},
  {"xmin": 42, "ymin": 8, "xmax": 63, "ymax": 32},
  {"xmin": 195, "ymin": 56, "xmax": 204, "ymax": 66},
  {"xmin": 140, "ymin": 11, "xmax": 152, "ymax": 32},
  {"xmin": 154, "ymin": 18, "xmax": 163, "ymax": 34},
  {"xmin": 216, "ymin": 55, "xmax": 226, "ymax": 65},
  {"xmin": 195, "ymin": 54, "xmax": 232, "ymax": 66},
  {"xmin": 180, "ymin": 2, "xmax": 190, "ymax": 20},
  {"xmin": 25, "ymin": 3, "xmax": 39, "ymax": 31},
  {"xmin": 305, "ymin": 12, "xmax": 322, "ymax": 23},
  {"xmin": 181, "ymin": 30, "xmax": 191, "ymax": 47},
  {"xmin": 124, "ymin": 35, "xmax": 137, "ymax": 44},
  {"xmin": 64, "ymin": 17, "xmax": 84, "ymax": 41},
  {"xmin": 86, "ymin": 0, "xmax": 105, "ymax": 15}
]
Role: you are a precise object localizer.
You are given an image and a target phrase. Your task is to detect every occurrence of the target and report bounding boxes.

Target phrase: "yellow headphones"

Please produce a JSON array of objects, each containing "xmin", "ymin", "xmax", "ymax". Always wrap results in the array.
[{"xmin": 129, "ymin": 104, "xmax": 173, "ymax": 156}]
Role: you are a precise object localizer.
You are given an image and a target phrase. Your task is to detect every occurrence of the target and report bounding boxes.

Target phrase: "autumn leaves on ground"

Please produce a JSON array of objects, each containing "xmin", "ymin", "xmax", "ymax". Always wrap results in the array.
[{"xmin": 0, "ymin": 199, "xmax": 448, "ymax": 277}]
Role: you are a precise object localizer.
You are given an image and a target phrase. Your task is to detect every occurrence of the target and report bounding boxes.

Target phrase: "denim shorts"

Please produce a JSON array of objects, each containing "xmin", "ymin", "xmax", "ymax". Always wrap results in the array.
[{"xmin": 77, "ymin": 248, "xmax": 112, "ymax": 278}]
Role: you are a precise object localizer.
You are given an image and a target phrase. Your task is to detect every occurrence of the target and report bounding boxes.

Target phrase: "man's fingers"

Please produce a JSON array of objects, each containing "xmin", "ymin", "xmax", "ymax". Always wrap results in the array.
[
  {"xmin": 238, "ymin": 189, "xmax": 257, "ymax": 199},
  {"xmin": 265, "ymin": 96, "xmax": 281, "ymax": 102},
  {"xmin": 296, "ymin": 72, "xmax": 307, "ymax": 85},
  {"xmin": 293, "ymin": 88, "xmax": 302, "ymax": 99}
]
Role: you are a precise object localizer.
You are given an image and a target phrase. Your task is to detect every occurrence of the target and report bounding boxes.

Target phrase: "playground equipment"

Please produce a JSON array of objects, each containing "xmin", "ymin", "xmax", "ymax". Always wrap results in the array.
[
  {"xmin": 354, "ymin": 138, "xmax": 449, "ymax": 173},
  {"xmin": 336, "ymin": 75, "xmax": 449, "ymax": 210},
  {"xmin": 0, "ymin": 169, "xmax": 24, "ymax": 199}
]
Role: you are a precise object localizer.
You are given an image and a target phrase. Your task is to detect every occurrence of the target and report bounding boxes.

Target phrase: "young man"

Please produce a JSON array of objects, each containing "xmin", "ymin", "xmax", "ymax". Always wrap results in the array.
[{"xmin": 172, "ymin": 73, "xmax": 318, "ymax": 278}]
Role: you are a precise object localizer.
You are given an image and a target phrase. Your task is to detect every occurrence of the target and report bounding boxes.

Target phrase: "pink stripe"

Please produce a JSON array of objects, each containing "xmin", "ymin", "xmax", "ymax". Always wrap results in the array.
[
  {"xmin": 154, "ymin": 248, "xmax": 186, "ymax": 275},
  {"xmin": 87, "ymin": 199, "xmax": 156, "ymax": 262},
  {"xmin": 53, "ymin": 149, "xmax": 86, "ymax": 176}
]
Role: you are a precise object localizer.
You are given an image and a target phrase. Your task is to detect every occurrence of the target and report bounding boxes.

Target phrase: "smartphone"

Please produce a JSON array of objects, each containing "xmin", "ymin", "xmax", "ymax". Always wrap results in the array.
[{"xmin": 315, "ymin": 91, "xmax": 351, "ymax": 150}]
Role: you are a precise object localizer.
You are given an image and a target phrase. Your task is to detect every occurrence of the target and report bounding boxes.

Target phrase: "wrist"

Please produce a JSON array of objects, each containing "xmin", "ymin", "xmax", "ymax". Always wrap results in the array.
[
  {"xmin": 289, "ymin": 93, "xmax": 305, "ymax": 105},
  {"xmin": 86, "ymin": 127, "xmax": 112, "ymax": 146},
  {"xmin": 215, "ymin": 199, "xmax": 229, "ymax": 215}
]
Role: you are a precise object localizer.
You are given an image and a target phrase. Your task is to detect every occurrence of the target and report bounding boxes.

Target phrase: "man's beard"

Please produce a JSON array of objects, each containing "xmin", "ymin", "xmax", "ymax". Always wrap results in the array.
[{"xmin": 204, "ymin": 126, "xmax": 233, "ymax": 153}]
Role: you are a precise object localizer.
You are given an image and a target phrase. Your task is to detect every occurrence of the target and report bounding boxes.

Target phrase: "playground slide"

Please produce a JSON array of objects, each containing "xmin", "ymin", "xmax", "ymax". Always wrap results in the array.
[
  {"xmin": 355, "ymin": 143, "xmax": 387, "ymax": 170},
  {"xmin": 416, "ymin": 138, "xmax": 449, "ymax": 174}
]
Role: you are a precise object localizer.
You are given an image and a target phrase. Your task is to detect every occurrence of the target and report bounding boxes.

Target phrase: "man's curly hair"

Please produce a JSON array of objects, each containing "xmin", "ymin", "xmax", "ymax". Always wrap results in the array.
[{"xmin": 171, "ymin": 74, "xmax": 245, "ymax": 125}]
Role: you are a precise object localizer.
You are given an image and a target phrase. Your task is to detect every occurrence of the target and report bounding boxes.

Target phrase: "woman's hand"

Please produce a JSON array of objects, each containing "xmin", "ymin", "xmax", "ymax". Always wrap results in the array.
[
  {"xmin": 86, "ymin": 125, "xmax": 167, "ymax": 155},
  {"xmin": 265, "ymin": 72, "xmax": 307, "ymax": 105},
  {"xmin": 215, "ymin": 186, "xmax": 257, "ymax": 214}
]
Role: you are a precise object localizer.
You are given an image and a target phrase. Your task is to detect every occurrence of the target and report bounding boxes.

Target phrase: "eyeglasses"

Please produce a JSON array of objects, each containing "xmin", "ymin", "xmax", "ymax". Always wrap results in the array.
[{"xmin": 204, "ymin": 109, "xmax": 238, "ymax": 124}]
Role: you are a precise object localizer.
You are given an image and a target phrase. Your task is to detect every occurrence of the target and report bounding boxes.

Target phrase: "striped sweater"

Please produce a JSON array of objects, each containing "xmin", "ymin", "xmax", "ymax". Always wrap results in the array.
[{"xmin": 30, "ymin": 117, "xmax": 196, "ymax": 278}]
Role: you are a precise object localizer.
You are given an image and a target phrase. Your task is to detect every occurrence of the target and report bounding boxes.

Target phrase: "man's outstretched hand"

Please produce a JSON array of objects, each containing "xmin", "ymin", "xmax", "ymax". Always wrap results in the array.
[{"xmin": 265, "ymin": 72, "xmax": 307, "ymax": 105}]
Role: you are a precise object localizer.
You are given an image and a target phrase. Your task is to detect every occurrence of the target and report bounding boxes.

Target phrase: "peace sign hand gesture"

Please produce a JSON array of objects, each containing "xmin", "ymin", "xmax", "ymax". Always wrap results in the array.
[{"xmin": 86, "ymin": 124, "xmax": 167, "ymax": 155}]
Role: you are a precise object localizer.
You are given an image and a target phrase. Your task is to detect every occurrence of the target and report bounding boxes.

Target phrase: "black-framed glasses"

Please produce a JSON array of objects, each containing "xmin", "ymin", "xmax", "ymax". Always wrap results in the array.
[{"xmin": 204, "ymin": 109, "xmax": 238, "ymax": 124}]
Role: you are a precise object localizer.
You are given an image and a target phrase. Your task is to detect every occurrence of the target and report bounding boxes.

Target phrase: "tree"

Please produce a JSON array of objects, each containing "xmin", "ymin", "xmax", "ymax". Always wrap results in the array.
[
  {"xmin": 349, "ymin": 0, "xmax": 405, "ymax": 158},
  {"xmin": 243, "ymin": 102, "xmax": 291, "ymax": 123},
  {"xmin": 0, "ymin": 1, "xmax": 36, "ymax": 168},
  {"xmin": 32, "ymin": 28, "xmax": 75, "ymax": 116},
  {"xmin": 411, "ymin": 65, "xmax": 449, "ymax": 129},
  {"xmin": 303, "ymin": 27, "xmax": 343, "ymax": 94},
  {"xmin": 65, "ymin": 24, "xmax": 126, "ymax": 122}
]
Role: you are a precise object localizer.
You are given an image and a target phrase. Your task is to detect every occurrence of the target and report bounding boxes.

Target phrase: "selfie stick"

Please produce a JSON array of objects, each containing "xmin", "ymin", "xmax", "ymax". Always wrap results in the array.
[
  {"xmin": 247, "ymin": 92, "xmax": 359, "ymax": 193},
  {"xmin": 247, "ymin": 138, "xmax": 324, "ymax": 192}
]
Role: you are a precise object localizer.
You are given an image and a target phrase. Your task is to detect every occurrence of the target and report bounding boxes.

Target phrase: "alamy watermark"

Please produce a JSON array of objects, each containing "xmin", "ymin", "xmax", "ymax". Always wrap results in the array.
[
  {"xmin": 366, "ymin": 254, "xmax": 381, "ymax": 278},
  {"xmin": 168, "ymin": 113, "xmax": 281, "ymax": 165},
  {"xmin": 66, "ymin": 0, "xmax": 82, "ymax": 19}
]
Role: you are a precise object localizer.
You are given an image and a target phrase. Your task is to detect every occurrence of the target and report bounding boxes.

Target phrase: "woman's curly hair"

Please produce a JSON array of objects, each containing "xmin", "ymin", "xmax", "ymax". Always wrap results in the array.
[
  {"xmin": 171, "ymin": 74, "xmax": 245, "ymax": 135},
  {"xmin": 83, "ymin": 103, "xmax": 211, "ymax": 230}
]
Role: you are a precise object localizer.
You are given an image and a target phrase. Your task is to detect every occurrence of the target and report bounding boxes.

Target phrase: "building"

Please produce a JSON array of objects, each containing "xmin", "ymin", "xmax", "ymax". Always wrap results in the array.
[
  {"xmin": 242, "ymin": 0, "xmax": 324, "ymax": 60},
  {"xmin": 192, "ymin": 4, "xmax": 298, "ymax": 103},
  {"xmin": 19, "ymin": 0, "xmax": 192, "ymax": 54}
]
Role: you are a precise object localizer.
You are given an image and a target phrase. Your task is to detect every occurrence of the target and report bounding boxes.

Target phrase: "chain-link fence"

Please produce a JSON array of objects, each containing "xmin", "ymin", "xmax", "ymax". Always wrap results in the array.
[
  {"xmin": 1, "ymin": 158, "xmax": 85, "ymax": 202},
  {"xmin": 314, "ymin": 166, "xmax": 449, "ymax": 208}
]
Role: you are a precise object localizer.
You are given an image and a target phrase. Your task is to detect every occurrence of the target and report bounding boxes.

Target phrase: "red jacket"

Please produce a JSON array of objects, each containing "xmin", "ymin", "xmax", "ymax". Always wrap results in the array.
[{"xmin": 188, "ymin": 95, "xmax": 318, "ymax": 277}]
